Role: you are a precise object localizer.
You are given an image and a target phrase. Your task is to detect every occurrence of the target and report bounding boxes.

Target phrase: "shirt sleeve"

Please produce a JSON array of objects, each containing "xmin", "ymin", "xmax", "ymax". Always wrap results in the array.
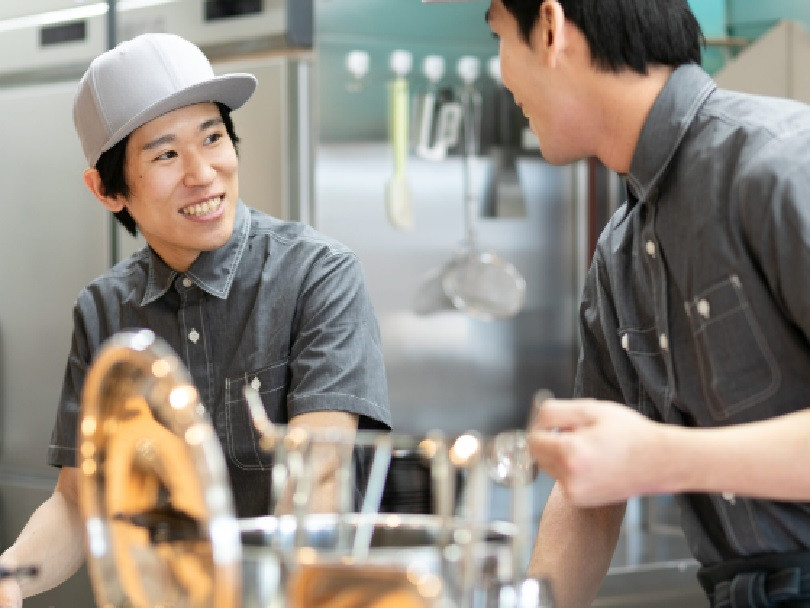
[
  {"xmin": 573, "ymin": 247, "xmax": 626, "ymax": 404},
  {"xmin": 287, "ymin": 249, "xmax": 391, "ymax": 429},
  {"xmin": 738, "ymin": 137, "xmax": 810, "ymax": 343},
  {"xmin": 47, "ymin": 294, "xmax": 97, "ymax": 467}
]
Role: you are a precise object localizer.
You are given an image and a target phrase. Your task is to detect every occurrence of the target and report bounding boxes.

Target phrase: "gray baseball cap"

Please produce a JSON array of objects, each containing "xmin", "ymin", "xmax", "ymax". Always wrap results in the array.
[{"xmin": 74, "ymin": 33, "xmax": 257, "ymax": 167}]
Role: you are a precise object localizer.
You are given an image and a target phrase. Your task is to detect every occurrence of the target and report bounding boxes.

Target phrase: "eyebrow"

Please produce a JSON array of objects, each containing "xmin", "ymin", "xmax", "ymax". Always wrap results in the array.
[{"xmin": 141, "ymin": 116, "xmax": 225, "ymax": 151}]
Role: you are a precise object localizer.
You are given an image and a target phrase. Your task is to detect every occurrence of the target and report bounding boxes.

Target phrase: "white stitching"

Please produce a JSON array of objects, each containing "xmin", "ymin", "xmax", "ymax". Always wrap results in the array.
[{"xmin": 290, "ymin": 391, "xmax": 388, "ymax": 413}]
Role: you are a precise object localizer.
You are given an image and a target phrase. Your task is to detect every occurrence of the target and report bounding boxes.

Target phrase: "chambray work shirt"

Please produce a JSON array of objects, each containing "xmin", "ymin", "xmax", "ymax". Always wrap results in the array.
[
  {"xmin": 49, "ymin": 201, "xmax": 391, "ymax": 517},
  {"xmin": 577, "ymin": 64, "xmax": 810, "ymax": 566}
]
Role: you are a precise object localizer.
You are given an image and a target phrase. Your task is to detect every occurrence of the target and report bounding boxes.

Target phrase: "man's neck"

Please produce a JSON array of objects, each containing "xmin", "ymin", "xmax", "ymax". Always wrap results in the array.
[{"xmin": 591, "ymin": 65, "xmax": 675, "ymax": 174}]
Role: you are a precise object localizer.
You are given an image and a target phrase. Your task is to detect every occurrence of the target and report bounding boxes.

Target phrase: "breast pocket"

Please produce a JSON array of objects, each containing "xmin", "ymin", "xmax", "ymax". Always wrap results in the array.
[
  {"xmin": 618, "ymin": 327, "xmax": 667, "ymax": 419},
  {"xmin": 224, "ymin": 359, "xmax": 289, "ymax": 470},
  {"xmin": 686, "ymin": 275, "xmax": 780, "ymax": 421}
]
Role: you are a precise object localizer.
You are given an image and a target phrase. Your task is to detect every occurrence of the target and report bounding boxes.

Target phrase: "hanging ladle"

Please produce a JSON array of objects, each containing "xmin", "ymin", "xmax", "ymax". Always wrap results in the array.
[{"xmin": 440, "ymin": 56, "xmax": 526, "ymax": 320}]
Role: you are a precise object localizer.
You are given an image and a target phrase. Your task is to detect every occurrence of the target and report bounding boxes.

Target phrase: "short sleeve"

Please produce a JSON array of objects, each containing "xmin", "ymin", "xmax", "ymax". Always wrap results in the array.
[
  {"xmin": 47, "ymin": 295, "xmax": 98, "ymax": 467},
  {"xmin": 739, "ymin": 140, "xmax": 810, "ymax": 342},
  {"xmin": 287, "ymin": 250, "xmax": 391, "ymax": 429},
  {"xmin": 574, "ymin": 248, "xmax": 627, "ymax": 405}
]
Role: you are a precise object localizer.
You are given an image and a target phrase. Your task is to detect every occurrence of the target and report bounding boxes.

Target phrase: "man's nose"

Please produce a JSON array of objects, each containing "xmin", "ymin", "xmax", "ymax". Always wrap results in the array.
[{"xmin": 183, "ymin": 150, "xmax": 216, "ymax": 186}]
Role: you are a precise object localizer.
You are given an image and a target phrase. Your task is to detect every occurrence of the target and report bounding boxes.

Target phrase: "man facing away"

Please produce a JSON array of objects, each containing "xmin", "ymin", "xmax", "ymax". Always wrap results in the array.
[
  {"xmin": 0, "ymin": 33, "xmax": 390, "ymax": 607},
  {"xmin": 485, "ymin": 1, "xmax": 810, "ymax": 607}
]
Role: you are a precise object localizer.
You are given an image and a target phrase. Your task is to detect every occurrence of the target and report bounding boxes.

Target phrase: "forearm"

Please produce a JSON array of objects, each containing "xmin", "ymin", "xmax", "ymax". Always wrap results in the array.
[
  {"xmin": 660, "ymin": 409, "xmax": 810, "ymax": 500},
  {"xmin": 286, "ymin": 411, "xmax": 358, "ymax": 513},
  {"xmin": 0, "ymin": 475, "xmax": 85, "ymax": 598},
  {"xmin": 529, "ymin": 483, "xmax": 625, "ymax": 608}
]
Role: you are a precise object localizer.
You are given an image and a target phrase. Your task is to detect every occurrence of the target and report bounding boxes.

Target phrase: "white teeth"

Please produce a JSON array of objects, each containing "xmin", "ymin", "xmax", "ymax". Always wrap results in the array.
[{"xmin": 181, "ymin": 196, "xmax": 222, "ymax": 216}]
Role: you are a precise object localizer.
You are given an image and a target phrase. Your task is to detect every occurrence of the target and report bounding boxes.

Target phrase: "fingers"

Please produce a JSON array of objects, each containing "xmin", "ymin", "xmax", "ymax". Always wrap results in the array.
[
  {"xmin": 530, "ymin": 394, "xmax": 599, "ymax": 433},
  {"xmin": 526, "ymin": 397, "xmax": 650, "ymax": 506},
  {"xmin": 526, "ymin": 428, "xmax": 568, "ymax": 478},
  {"xmin": 527, "ymin": 393, "xmax": 594, "ymax": 477},
  {"xmin": 0, "ymin": 579, "xmax": 22, "ymax": 608}
]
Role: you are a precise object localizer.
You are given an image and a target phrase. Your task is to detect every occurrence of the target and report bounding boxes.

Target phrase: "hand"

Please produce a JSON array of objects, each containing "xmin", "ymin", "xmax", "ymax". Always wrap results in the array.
[
  {"xmin": 0, "ymin": 578, "xmax": 23, "ymax": 608},
  {"xmin": 527, "ymin": 397, "xmax": 667, "ymax": 506}
]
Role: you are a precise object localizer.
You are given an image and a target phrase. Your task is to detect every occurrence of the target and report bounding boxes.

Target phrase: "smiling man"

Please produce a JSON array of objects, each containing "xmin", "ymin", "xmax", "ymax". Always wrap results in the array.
[
  {"xmin": 485, "ymin": 1, "xmax": 810, "ymax": 607},
  {"xmin": 0, "ymin": 33, "xmax": 390, "ymax": 607}
]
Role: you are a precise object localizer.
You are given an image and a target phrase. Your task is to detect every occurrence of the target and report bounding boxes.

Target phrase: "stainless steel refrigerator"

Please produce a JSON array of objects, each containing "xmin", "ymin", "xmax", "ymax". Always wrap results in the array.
[{"xmin": 0, "ymin": 76, "xmax": 103, "ymax": 607}]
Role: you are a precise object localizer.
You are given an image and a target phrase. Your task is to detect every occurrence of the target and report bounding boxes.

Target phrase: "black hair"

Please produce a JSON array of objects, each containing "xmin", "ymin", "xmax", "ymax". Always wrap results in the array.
[
  {"xmin": 500, "ymin": 0, "xmax": 704, "ymax": 74},
  {"xmin": 95, "ymin": 102, "xmax": 240, "ymax": 237}
]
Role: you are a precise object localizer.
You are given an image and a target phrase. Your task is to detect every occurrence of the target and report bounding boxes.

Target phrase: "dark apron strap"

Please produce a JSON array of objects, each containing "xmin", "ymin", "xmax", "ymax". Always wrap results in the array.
[{"xmin": 699, "ymin": 552, "xmax": 810, "ymax": 608}]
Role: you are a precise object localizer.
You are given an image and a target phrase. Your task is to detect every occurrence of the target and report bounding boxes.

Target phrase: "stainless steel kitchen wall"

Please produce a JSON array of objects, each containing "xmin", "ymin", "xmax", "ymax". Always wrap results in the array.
[
  {"xmin": 313, "ymin": 0, "xmax": 589, "ymax": 436},
  {"xmin": 316, "ymin": 146, "xmax": 587, "ymax": 435}
]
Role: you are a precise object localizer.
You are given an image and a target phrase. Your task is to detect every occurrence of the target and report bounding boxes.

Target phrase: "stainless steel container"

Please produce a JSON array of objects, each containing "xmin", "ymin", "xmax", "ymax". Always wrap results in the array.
[{"xmin": 239, "ymin": 513, "xmax": 552, "ymax": 607}]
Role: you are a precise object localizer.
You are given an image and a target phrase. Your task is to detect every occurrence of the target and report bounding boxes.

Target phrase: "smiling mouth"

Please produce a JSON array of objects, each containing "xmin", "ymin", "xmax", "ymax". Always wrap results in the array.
[{"xmin": 180, "ymin": 195, "xmax": 224, "ymax": 217}]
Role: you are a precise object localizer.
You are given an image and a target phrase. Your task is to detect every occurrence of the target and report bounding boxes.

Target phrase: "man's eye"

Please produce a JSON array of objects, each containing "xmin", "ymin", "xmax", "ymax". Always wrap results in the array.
[
  {"xmin": 154, "ymin": 150, "xmax": 177, "ymax": 161},
  {"xmin": 204, "ymin": 132, "xmax": 223, "ymax": 145}
]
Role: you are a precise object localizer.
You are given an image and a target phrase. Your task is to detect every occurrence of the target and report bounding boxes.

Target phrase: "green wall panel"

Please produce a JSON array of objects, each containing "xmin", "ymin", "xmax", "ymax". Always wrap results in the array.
[
  {"xmin": 314, "ymin": 0, "xmax": 752, "ymax": 140},
  {"xmin": 728, "ymin": 0, "xmax": 810, "ymax": 37},
  {"xmin": 689, "ymin": 0, "xmax": 727, "ymax": 36},
  {"xmin": 316, "ymin": 0, "xmax": 497, "ymax": 142}
]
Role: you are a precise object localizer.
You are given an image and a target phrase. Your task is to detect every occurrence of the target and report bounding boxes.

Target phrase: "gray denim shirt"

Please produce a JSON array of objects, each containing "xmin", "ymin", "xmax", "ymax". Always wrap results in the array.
[
  {"xmin": 577, "ymin": 64, "xmax": 810, "ymax": 565},
  {"xmin": 49, "ymin": 200, "xmax": 390, "ymax": 517}
]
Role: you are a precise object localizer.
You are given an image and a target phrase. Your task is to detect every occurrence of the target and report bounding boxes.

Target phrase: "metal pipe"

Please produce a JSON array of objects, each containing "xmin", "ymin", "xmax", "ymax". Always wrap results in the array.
[{"xmin": 107, "ymin": 0, "xmax": 119, "ymax": 267}]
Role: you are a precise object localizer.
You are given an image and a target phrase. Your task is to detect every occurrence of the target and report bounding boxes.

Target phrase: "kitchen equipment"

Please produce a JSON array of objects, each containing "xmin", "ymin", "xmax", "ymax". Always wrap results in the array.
[
  {"xmin": 386, "ymin": 49, "xmax": 415, "ymax": 230},
  {"xmin": 482, "ymin": 56, "xmax": 526, "ymax": 219},
  {"xmin": 79, "ymin": 330, "xmax": 241, "ymax": 608},
  {"xmin": 441, "ymin": 56, "xmax": 527, "ymax": 320},
  {"xmin": 244, "ymin": 389, "xmax": 550, "ymax": 607},
  {"xmin": 240, "ymin": 513, "xmax": 554, "ymax": 608},
  {"xmin": 79, "ymin": 331, "xmax": 553, "ymax": 607},
  {"xmin": 345, "ymin": 49, "xmax": 370, "ymax": 92},
  {"xmin": 414, "ymin": 55, "xmax": 463, "ymax": 161}
]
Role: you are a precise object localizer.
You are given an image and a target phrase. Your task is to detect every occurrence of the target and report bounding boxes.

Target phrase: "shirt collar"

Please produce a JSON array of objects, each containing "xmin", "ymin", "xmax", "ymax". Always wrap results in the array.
[
  {"xmin": 625, "ymin": 64, "xmax": 716, "ymax": 204},
  {"xmin": 141, "ymin": 200, "xmax": 251, "ymax": 305}
]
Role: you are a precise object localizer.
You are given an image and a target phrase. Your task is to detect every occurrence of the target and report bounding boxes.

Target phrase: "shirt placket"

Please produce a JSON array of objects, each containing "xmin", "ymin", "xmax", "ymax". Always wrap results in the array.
[
  {"xmin": 641, "ymin": 194, "xmax": 677, "ymax": 416},
  {"xmin": 176, "ymin": 275, "xmax": 213, "ymax": 408}
]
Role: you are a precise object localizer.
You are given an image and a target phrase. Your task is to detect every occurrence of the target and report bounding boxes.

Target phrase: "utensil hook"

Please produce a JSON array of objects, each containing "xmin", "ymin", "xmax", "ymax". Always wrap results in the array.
[{"xmin": 460, "ymin": 84, "xmax": 481, "ymax": 251}]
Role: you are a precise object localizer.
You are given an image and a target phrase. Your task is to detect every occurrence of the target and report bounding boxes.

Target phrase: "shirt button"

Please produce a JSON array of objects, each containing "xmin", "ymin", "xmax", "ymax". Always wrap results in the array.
[
  {"xmin": 659, "ymin": 333, "xmax": 669, "ymax": 351},
  {"xmin": 697, "ymin": 299, "xmax": 710, "ymax": 319},
  {"xmin": 645, "ymin": 240, "xmax": 656, "ymax": 257},
  {"xmin": 621, "ymin": 333, "xmax": 630, "ymax": 351},
  {"xmin": 182, "ymin": 277, "xmax": 192, "ymax": 288},
  {"xmin": 188, "ymin": 328, "xmax": 200, "ymax": 344}
]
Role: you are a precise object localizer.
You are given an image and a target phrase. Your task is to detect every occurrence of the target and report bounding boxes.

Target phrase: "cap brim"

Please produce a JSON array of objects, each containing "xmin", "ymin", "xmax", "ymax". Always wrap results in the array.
[{"xmin": 97, "ymin": 73, "xmax": 257, "ymax": 163}]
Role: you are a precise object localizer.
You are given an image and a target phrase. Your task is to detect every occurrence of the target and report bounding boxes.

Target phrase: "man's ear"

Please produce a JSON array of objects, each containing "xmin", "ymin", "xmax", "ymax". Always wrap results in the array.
[
  {"xmin": 532, "ymin": 0, "xmax": 567, "ymax": 68},
  {"xmin": 83, "ymin": 168, "xmax": 126, "ymax": 213}
]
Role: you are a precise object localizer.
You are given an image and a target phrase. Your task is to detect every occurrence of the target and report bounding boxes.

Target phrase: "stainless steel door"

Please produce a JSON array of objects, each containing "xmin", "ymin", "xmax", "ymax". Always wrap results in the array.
[{"xmin": 0, "ymin": 78, "xmax": 100, "ymax": 606}]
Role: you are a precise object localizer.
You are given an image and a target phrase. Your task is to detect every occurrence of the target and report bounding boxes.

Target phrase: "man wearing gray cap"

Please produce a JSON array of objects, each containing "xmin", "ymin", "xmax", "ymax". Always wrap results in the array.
[{"xmin": 0, "ymin": 33, "xmax": 390, "ymax": 606}]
